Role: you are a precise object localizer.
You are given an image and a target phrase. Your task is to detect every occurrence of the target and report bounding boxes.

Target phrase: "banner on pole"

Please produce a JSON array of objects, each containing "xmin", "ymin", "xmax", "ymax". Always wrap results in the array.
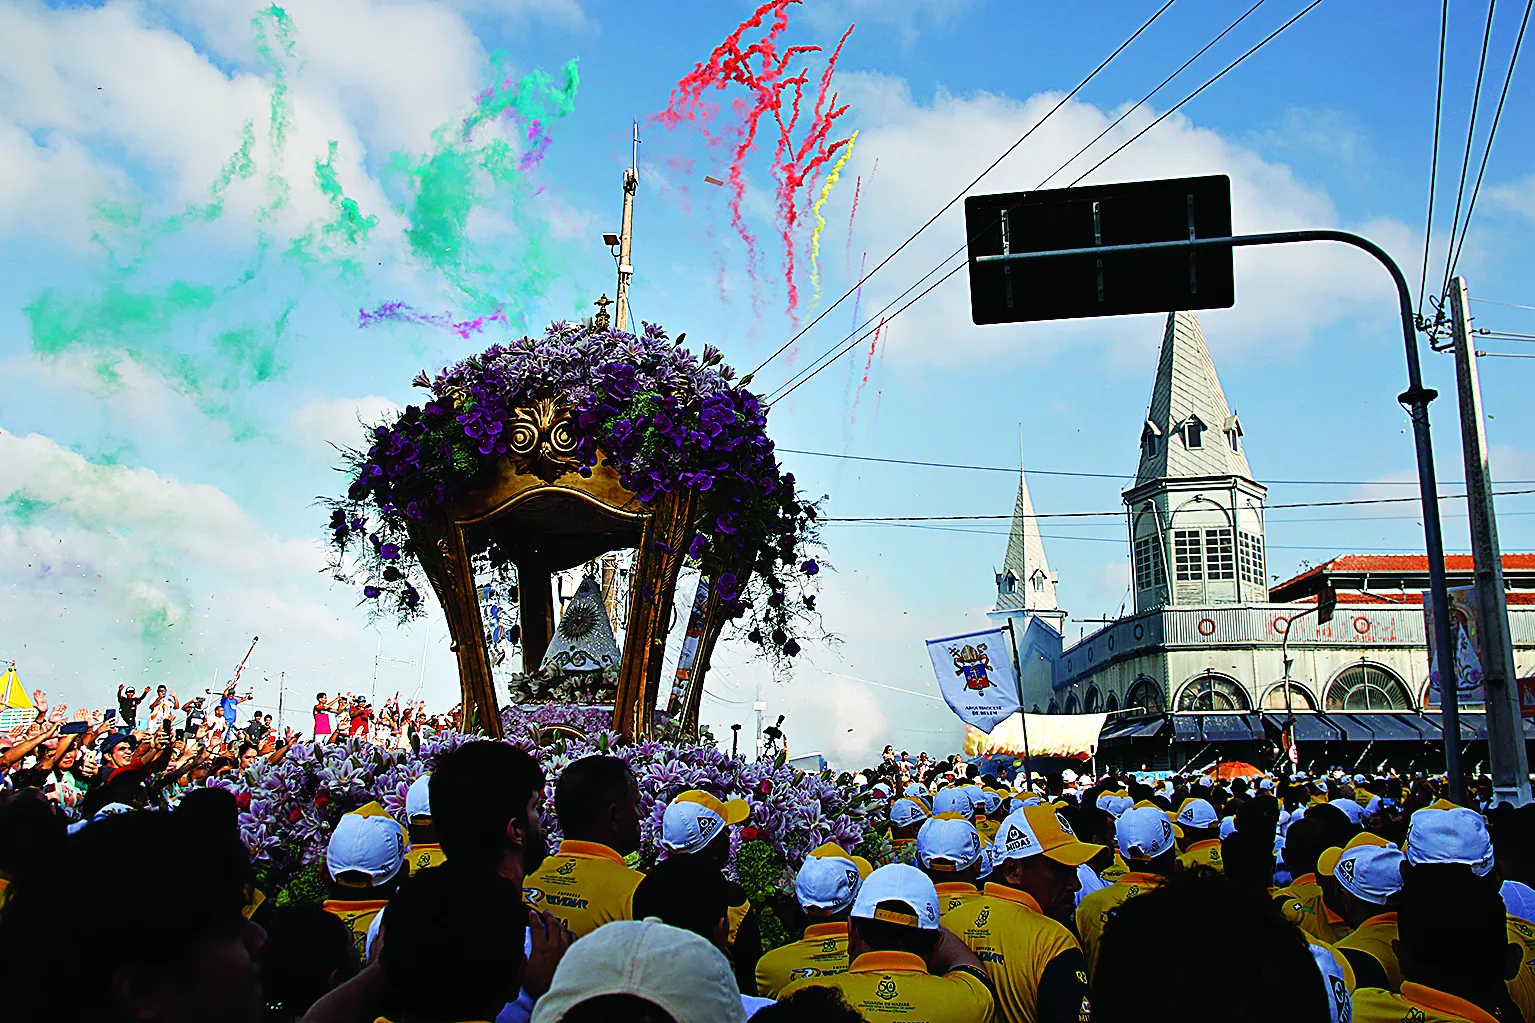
[
  {"xmin": 926, "ymin": 628, "xmax": 1021, "ymax": 734},
  {"xmin": 964, "ymin": 713, "xmax": 1106, "ymax": 760},
  {"xmin": 1424, "ymin": 586, "xmax": 1486, "ymax": 707}
]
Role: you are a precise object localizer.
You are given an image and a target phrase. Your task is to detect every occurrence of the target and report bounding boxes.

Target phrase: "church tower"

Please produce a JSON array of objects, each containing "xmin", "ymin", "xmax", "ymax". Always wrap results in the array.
[
  {"xmin": 1124, "ymin": 311, "xmax": 1268, "ymax": 612},
  {"xmin": 995, "ymin": 461, "xmax": 1067, "ymax": 630}
]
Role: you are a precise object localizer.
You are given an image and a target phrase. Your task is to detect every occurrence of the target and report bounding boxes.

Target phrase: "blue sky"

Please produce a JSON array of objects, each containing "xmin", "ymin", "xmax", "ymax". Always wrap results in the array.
[{"xmin": 2, "ymin": 0, "xmax": 1533, "ymax": 766}]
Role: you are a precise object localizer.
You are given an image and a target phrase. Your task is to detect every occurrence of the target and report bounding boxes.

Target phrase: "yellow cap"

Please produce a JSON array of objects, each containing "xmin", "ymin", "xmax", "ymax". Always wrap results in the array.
[
  {"xmin": 673, "ymin": 789, "xmax": 750, "ymax": 825},
  {"xmin": 995, "ymin": 806, "xmax": 1105, "ymax": 868},
  {"xmin": 808, "ymin": 841, "xmax": 873, "ymax": 879},
  {"xmin": 1317, "ymin": 832, "xmax": 1391, "ymax": 876}
]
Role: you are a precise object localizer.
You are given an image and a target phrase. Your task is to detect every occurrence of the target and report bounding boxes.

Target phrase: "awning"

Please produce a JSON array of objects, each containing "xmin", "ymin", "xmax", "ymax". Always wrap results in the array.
[
  {"xmin": 1264, "ymin": 713, "xmax": 1343, "ymax": 742},
  {"xmin": 1098, "ymin": 720, "xmax": 1143, "ymax": 742},
  {"xmin": 1173, "ymin": 716, "xmax": 1204, "ymax": 743},
  {"xmin": 1329, "ymin": 714, "xmax": 1377, "ymax": 742},
  {"xmin": 1099, "ymin": 717, "xmax": 1168, "ymax": 744},
  {"xmin": 1127, "ymin": 718, "xmax": 1165, "ymax": 738},
  {"xmin": 1343, "ymin": 713, "xmax": 1425, "ymax": 742},
  {"xmin": 1199, "ymin": 714, "xmax": 1257, "ymax": 742}
]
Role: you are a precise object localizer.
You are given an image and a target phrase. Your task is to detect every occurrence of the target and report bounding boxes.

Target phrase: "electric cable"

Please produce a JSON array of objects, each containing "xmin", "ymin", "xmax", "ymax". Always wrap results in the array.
[
  {"xmin": 1417, "ymin": 0, "xmax": 1450, "ymax": 320},
  {"xmin": 1438, "ymin": 0, "xmax": 1499, "ymax": 302}
]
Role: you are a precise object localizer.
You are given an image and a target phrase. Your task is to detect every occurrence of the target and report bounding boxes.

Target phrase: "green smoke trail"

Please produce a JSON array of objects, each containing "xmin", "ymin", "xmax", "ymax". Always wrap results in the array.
[
  {"xmin": 286, "ymin": 140, "xmax": 379, "ymax": 278},
  {"xmin": 253, "ymin": 3, "xmax": 297, "ymax": 221}
]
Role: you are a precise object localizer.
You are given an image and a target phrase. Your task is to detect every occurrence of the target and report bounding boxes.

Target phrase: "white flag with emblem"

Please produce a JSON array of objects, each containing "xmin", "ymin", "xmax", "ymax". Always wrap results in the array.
[{"xmin": 926, "ymin": 627, "xmax": 1021, "ymax": 734}]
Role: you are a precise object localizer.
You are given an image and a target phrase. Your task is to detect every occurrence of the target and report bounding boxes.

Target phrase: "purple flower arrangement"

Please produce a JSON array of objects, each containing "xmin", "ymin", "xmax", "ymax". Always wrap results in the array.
[
  {"xmin": 201, "ymin": 708, "xmax": 885, "ymax": 909},
  {"xmin": 324, "ymin": 319, "xmax": 825, "ymax": 671}
]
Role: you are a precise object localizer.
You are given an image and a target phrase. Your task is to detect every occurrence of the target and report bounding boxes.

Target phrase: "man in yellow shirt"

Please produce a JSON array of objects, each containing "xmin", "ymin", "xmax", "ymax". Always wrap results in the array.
[
  {"xmin": 781, "ymin": 863, "xmax": 996, "ymax": 1022},
  {"xmin": 1173, "ymin": 797, "xmax": 1223, "ymax": 872},
  {"xmin": 524, "ymin": 755, "xmax": 645, "ymax": 937},
  {"xmin": 658, "ymin": 788, "xmax": 760, "ymax": 993},
  {"xmin": 890, "ymin": 797, "xmax": 929, "ymax": 865},
  {"xmin": 1076, "ymin": 806, "xmax": 1181, "ymax": 978},
  {"xmin": 915, "ymin": 814, "xmax": 987, "ymax": 915},
  {"xmin": 321, "ymin": 801, "xmax": 407, "ymax": 959},
  {"xmin": 1352, "ymin": 865, "xmax": 1524, "ymax": 1023},
  {"xmin": 1329, "ymin": 842, "xmax": 1406, "ymax": 991},
  {"xmin": 757, "ymin": 844, "xmax": 869, "ymax": 997},
  {"xmin": 943, "ymin": 805, "xmax": 1097, "ymax": 1023},
  {"xmin": 1273, "ymin": 813, "xmax": 1356, "ymax": 944},
  {"xmin": 403, "ymin": 774, "xmax": 447, "ymax": 875}
]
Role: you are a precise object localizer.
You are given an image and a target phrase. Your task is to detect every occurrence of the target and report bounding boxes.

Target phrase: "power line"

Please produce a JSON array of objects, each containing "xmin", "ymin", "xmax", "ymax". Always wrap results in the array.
[
  {"xmin": 819, "ymin": 488, "xmax": 1535, "ymax": 523},
  {"xmin": 1439, "ymin": 0, "xmax": 1499, "ymax": 301},
  {"xmin": 1479, "ymin": 350, "xmax": 1535, "ymax": 359},
  {"xmin": 777, "ymin": 446, "xmax": 1535, "ymax": 488},
  {"xmin": 1447, "ymin": 0, "xmax": 1535, "ymax": 280},
  {"xmin": 1473, "ymin": 296, "xmax": 1535, "ymax": 311},
  {"xmin": 769, "ymin": 1, "xmax": 1328, "ymax": 402},
  {"xmin": 1067, "ymin": 0, "xmax": 1327, "ymax": 184},
  {"xmin": 744, "ymin": 1, "xmax": 1179, "ymax": 381},
  {"xmin": 1418, "ymin": 0, "xmax": 1450, "ymax": 320}
]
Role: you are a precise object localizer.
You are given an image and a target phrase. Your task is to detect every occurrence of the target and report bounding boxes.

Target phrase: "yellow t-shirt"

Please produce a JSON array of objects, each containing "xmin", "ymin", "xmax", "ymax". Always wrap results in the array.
[
  {"xmin": 781, "ymin": 950, "xmax": 995, "ymax": 1023},
  {"xmin": 1505, "ymin": 915, "xmax": 1535, "ymax": 1023},
  {"xmin": 1336, "ymin": 912, "xmax": 1402, "ymax": 992},
  {"xmin": 976, "ymin": 819, "xmax": 1000, "ymax": 844},
  {"xmin": 323, "ymin": 899, "xmax": 388, "ymax": 960},
  {"xmin": 756, "ymin": 921, "xmax": 850, "ymax": 998},
  {"xmin": 1352, "ymin": 982, "xmax": 1503, "ymax": 1023},
  {"xmin": 1177, "ymin": 839, "xmax": 1224, "ymax": 873},
  {"xmin": 523, "ymin": 840, "xmax": 644, "ymax": 938},
  {"xmin": 728, "ymin": 896, "xmax": 751, "ymax": 947},
  {"xmin": 1274, "ymin": 875, "xmax": 1352, "ymax": 944},
  {"xmin": 936, "ymin": 881, "xmax": 984, "ymax": 916},
  {"xmin": 1098, "ymin": 852, "xmax": 1129, "ymax": 884},
  {"xmin": 942, "ymin": 882, "xmax": 1090, "ymax": 1023},
  {"xmin": 407, "ymin": 842, "xmax": 447, "ymax": 875},
  {"xmin": 1075, "ymin": 871, "xmax": 1163, "ymax": 978}
]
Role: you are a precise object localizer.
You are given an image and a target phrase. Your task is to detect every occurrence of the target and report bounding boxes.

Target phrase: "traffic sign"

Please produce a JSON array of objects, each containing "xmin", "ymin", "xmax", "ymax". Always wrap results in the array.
[{"xmin": 965, "ymin": 174, "xmax": 1234, "ymax": 324}]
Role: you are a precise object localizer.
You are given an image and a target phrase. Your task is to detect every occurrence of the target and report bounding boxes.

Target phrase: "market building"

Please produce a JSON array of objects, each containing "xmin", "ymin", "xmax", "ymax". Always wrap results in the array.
[{"xmin": 991, "ymin": 310, "xmax": 1535, "ymax": 772}]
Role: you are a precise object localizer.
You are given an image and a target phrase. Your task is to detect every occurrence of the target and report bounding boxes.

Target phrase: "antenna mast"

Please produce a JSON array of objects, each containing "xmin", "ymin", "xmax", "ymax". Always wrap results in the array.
[{"xmin": 615, "ymin": 121, "xmax": 639, "ymax": 332}]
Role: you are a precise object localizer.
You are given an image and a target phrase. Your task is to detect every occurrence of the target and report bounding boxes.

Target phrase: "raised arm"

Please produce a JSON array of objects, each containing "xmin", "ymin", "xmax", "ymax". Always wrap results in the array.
[{"xmin": 1, "ymin": 723, "xmax": 60, "ymax": 769}]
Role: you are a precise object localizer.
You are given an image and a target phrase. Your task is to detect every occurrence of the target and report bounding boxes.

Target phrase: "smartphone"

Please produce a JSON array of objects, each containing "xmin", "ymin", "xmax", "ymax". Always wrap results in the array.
[
  {"xmin": 59, "ymin": 721, "xmax": 90, "ymax": 734},
  {"xmin": 104, "ymin": 709, "xmax": 117, "ymax": 722}
]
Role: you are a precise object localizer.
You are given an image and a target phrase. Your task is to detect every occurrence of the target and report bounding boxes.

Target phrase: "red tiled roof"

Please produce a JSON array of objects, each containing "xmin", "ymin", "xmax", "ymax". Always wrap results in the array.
[
  {"xmin": 1282, "ymin": 590, "xmax": 1535, "ymax": 606},
  {"xmin": 1271, "ymin": 553, "xmax": 1535, "ymax": 595}
]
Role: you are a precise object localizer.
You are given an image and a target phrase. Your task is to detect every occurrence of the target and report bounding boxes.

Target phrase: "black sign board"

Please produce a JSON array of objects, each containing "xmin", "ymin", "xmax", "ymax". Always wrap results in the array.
[{"xmin": 965, "ymin": 174, "xmax": 1234, "ymax": 325}]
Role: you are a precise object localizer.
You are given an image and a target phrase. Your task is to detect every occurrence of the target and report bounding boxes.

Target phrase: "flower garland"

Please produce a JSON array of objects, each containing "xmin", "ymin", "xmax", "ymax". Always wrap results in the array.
[{"xmin": 324, "ymin": 320, "xmax": 825, "ymax": 669}]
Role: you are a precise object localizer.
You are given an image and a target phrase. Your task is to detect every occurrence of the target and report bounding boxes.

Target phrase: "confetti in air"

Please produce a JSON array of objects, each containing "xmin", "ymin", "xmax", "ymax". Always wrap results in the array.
[
  {"xmin": 807, "ymin": 129, "xmax": 855, "ymax": 309},
  {"xmin": 654, "ymin": 0, "xmax": 854, "ymax": 322}
]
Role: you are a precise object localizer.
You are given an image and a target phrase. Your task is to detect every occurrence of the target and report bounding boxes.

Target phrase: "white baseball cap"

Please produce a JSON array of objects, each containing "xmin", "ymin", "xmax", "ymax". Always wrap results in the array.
[
  {"xmin": 405, "ymin": 774, "xmax": 433, "ymax": 824},
  {"xmin": 978, "ymin": 790, "xmax": 1003, "ymax": 815},
  {"xmin": 529, "ymin": 920, "xmax": 746, "ymax": 1023},
  {"xmin": 994, "ymin": 805, "xmax": 1104, "ymax": 866},
  {"xmin": 1334, "ymin": 845, "xmax": 1406, "ymax": 905},
  {"xmin": 796, "ymin": 854, "xmax": 863, "ymax": 914},
  {"xmin": 916, "ymin": 816, "xmax": 983, "ymax": 872},
  {"xmin": 869, "ymin": 782, "xmax": 892, "ymax": 799},
  {"xmin": 850, "ymin": 863, "xmax": 941, "ymax": 930},
  {"xmin": 1116, "ymin": 806, "xmax": 1178, "ymax": 860},
  {"xmin": 327, "ymin": 801, "xmax": 408, "ymax": 887},
  {"xmin": 890, "ymin": 798, "xmax": 929, "ymax": 828},
  {"xmin": 1219, "ymin": 817, "xmax": 1239, "ymax": 840},
  {"xmin": 1405, "ymin": 807, "xmax": 1494, "ymax": 876},
  {"xmin": 1176, "ymin": 798, "xmax": 1218, "ymax": 830},
  {"xmin": 660, "ymin": 790, "xmax": 749, "ymax": 855},
  {"xmin": 932, "ymin": 788, "xmax": 976, "ymax": 817},
  {"xmin": 1353, "ymin": 774, "xmax": 1367, "ymax": 785},
  {"xmin": 1328, "ymin": 797, "xmax": 1365, "ymax": 826},
  {"xmin": 903, "ymin": 782, "xmax": 930, "ymax": 800}
]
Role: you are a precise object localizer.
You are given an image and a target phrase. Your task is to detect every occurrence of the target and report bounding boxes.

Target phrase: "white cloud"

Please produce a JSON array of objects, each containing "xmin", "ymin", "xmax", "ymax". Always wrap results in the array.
[
  {"xmin": 0, "ymin": 428, "xmax": 455, "ymax": 716},
  {"xmin": 781, "ymin": 75, "xmax": 1420, "ymax": 385},
  {"xmin": 1489, "ymin": 174, "xmax": 1535, "ymax": 218},
  {"xmin": 288, "ymin": 394, "xmax": 401, "ymax": 462}
]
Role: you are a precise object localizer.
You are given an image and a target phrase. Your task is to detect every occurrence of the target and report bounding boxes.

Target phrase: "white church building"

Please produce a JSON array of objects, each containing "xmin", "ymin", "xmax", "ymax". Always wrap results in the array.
[{"xmin": 989, "ymin": 311, "xmax": 1535, "ymax": 771}]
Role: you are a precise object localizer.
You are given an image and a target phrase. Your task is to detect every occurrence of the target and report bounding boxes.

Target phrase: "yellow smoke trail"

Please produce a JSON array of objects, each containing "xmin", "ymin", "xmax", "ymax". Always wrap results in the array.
[{"xmin": 808, "ymin": 130, "xmax": 857, "ymax": 308}]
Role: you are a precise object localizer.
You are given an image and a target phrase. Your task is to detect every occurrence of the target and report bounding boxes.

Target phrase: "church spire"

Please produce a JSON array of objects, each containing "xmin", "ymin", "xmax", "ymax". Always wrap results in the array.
[
  {"xmin": 1135, "ymin": 311, "xmax": 1253, "ymax": 486},
  {"xmin": 995, "ymin": 460, "xmax": 1058, "ymax": 613}
]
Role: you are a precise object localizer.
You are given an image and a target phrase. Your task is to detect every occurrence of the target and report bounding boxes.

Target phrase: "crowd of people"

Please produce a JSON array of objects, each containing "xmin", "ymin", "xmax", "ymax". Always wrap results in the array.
[{"xmin": 3, "ymin": 689, "xmax": 1535, "ymax": 1023}]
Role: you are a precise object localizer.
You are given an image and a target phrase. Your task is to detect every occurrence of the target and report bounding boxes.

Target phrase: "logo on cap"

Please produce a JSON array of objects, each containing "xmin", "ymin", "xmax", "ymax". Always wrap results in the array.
[
  {"xmin": 1055, "ymin": 813, "xmax": 1075, "ymax": 835},
  {"xmin": 1159, "ymin": 819, "xmax": 1172, "ymax": 844},
  {"xmin": 1179, "ymin": 806, "xmax": 1195, "ymax": 822},
  {"xmin": 698, "ymin": 814, "xmax": 719, "ymax": 840},
  {"xmin": 1338, "ymin": 859, "xmax": 1356, "ymax": 883},
  {"xmin": 1004, "ymin": 824, "xmax": 1033, "ymax": 851}
]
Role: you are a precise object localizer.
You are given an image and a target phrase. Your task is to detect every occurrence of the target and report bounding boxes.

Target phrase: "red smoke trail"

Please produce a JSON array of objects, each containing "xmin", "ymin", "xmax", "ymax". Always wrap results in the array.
[
  {"xmin": 653, "ymin": 1, "xmax": 854, "ymax": 321},
  {"xmin": 844, "ymin": 156, "xmax": 876, "ymax": 276},
  {"xmin": 848, "ymin": 315, "xmax": 884, "ymax": 424}
]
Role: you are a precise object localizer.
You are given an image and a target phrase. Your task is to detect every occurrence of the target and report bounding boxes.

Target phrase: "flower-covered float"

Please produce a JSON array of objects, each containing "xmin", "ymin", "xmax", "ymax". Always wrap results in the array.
[{"xmin": 324, "ymin": 319, "xmax": 824, "ymax": 737}]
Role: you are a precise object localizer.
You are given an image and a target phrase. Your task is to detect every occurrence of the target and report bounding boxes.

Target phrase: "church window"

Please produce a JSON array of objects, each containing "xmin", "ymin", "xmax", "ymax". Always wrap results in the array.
[
  {"xmin": 1030, "ymin": 569, "xmax": 1047, "ymax": 592},
  {"xmin": 1238, "ymin": 531, "xmax": 1266, "ymax": 587},
  {"xmin": 1183, "ymin": 417, "xmax": 1205, "ymax": 448},
  {"xmin": 1064, "ymin": 694, "xmax": 1080, "ymax": 714},
  {"xmin": 1173, "ymin": 530, "xmax": 1203, "ymax": 581},
  {"xmin": 1084, "ymin": 687, "xmax": 1102, "ymax": 713},
  {"xmin": 1176, "ymin": 672, "xmax": 1250, "ymax": 712},
  {"xmin": 1001, "ymin": 571, "xmax": 1016, "ymax": 594},
  {"xmin": 1134, "ymin": 536, "xmax": 1165, "ymax": 590},
  {"xmin": 1325, "ymin": 664, "xmax": 1413, "ymax": 711},
  {"xmin": 1204, "ymin": 529, "xmax": 1235, "ymax": 581},
  {"xmin": 1227, "ymin": 428, "xmax": 1241, "ymax": 452},
  {"xmin": 1105, "ymin": 692, "xmax": 1119, "ymax": 712}
]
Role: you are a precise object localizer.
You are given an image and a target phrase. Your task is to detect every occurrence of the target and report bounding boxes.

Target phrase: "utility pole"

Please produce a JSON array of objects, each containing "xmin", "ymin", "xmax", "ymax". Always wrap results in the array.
[
  {"xmin": 614, "ymin": 121, "xmax": 639, "ymax": 332},
  {"xmin": 1449, "ymin": 277, "xmax": 1531, "ymax": 805}
]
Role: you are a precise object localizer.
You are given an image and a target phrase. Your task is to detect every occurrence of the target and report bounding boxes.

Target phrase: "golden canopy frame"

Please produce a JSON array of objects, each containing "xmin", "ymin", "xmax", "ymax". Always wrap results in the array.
[{"xmin": 404, "ymin": 399, "xmax": 740, "ymax": 739}]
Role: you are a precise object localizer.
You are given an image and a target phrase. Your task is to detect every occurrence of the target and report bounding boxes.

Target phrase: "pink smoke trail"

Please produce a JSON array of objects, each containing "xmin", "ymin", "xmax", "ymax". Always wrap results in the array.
[
  {"xmin": 848, "ymin": 315, "xmax": 884, "ymax": 424},
  {"xmin": 359, "ymin": 301, "xmax": 508, "ymax": 339}
]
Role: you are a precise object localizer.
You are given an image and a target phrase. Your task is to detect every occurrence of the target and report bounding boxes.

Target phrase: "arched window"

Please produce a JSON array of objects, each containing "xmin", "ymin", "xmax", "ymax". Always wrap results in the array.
[
  {"xmin": 1105, "ymin": 692, "xmax": 1119, "ymax": 713},
  {"xmin": 1126, "ymin": 677, "xmax": 1164, "ymax": 716},
  {"xmin": 1031, "ymin": 704, "xmax": 1043, "ymax": 714},
  {"xmin": 1064, "ymin": 694, "xmax": 1080, "ymax": 715},
  {"xmin": 1183, "ymin": 416, "xmax": 1205, "ymax": 449},
  {"xmin": 1176, "ymin": 672, "xmax": 1251, "ymax": 712},
  {"xmin": 1262, "ymin": 683, "xmax": 1318, "ymax": 711},
  {"xmin": 1084, "ymin": 687, "xmax": 1102, "ymax": 713},
  {"xmin": 1325, "ymin": 663, "xmax": 1414, "ymax": 711},
  {"xmin": 1046, "ymin": 700, "xmax": 1060, "ymax": 715}
]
